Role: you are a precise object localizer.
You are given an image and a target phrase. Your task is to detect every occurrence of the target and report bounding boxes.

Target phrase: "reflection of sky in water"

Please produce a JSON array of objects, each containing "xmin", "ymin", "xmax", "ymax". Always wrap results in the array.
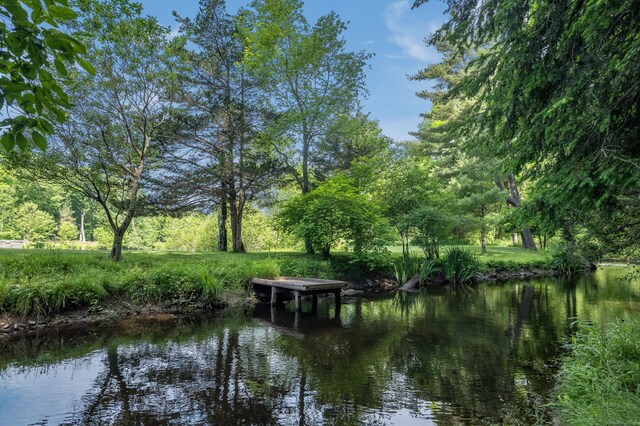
[
  {"xmin": 0, "ymin": 352, "xmax": 104, "ymax": 425},
  {"xmin": 0, "ymin": 267, "xmax": 637, "ymax": 425}
]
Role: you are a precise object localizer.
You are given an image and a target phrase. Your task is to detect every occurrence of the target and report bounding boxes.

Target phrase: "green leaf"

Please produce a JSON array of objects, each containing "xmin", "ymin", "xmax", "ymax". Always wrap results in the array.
[
  {"xmin": 46, "ymin": 5, "xmax": 78, "ymax": 20},
  {"xmin": 76, "ymin": 57, "xmax": 96, "ymax": 76},
  {"xmin": 0, "ymin": 133, "xmax": 15, "ymax": 151},
  {"xmin": 54, "ymin": 58, "xmax": 68, "ymax": 76},
  {"xmin": 15, "ymin": 132, "xmax": 28, "ymax": 150},
  {"xmin": 32, "ymin": 130, "xmax": 48, "ymax": 151},
  {"xmin": 36, "ymin": 117, "xmax": 54, "ymax": 134},
  {"xmin": 54, "ymin": 108, "xmax": 67, "ymax": 123}
]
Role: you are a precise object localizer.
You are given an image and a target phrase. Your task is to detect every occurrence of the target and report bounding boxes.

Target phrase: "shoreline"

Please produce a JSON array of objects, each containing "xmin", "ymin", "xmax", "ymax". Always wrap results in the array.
[{"xmin": 1, "ymin": 267, "xmax": 571, "ymax": 341}]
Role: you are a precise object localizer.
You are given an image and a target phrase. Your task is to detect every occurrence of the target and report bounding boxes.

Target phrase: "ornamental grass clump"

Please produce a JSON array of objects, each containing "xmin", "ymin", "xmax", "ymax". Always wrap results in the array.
[
  {"xmin": 392, "ymin": 254, "xmax": 436, "ymax": 286},
  {"xmin": 442, "ymin": 247, "xmax": 479, "ymax": 286}
]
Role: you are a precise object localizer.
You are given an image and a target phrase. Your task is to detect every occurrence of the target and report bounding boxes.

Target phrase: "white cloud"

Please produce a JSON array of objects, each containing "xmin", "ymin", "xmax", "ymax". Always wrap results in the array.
[
  {"xmin": 167, "ymin": 25, "xmax": 181, "ymax": 40},
  {"xmin": 383, "ymin": 0, "xmax": 440, "ymax": 63}
]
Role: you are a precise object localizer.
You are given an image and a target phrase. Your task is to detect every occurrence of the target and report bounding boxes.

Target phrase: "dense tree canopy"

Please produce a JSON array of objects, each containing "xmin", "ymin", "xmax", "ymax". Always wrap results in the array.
[{"xmin": 413, "ymin": 0, "xmax": 640, "ymax": 255}]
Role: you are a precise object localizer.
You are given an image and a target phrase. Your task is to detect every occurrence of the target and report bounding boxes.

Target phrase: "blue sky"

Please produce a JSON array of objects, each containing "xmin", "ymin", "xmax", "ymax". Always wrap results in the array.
[{"xmin": 138, "ymin": 0, "xmax": 448, "ymax": 141}]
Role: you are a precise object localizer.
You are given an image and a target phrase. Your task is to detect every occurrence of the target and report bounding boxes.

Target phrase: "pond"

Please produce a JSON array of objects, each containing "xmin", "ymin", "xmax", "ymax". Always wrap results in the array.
[{"xmin": 1, "ymin": 267, "xmax": 639, "ymax": 425}]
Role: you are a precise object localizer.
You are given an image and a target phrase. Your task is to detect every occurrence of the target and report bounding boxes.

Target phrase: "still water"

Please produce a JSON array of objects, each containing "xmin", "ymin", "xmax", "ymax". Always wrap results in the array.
[{"xmin": 1, "ymin": 267, "xmax": 639, "ymax": 425}]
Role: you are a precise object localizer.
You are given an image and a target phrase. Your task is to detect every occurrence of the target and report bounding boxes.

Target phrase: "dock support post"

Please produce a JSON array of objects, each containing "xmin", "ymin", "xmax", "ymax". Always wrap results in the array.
[
  {"xmin": 294, "ymin": 290, "xmax": 302, "ymax": 311},
  {"xmin": 334, "ymin": 290, "xmax": 341, "ymax": 314},
  {"xmin": 294, "ymin": 311, "xmax": 300, "ymax": 331},
  {"xmin": 311, "ymin": 295, "xmax": 318, "ymax": 313},
  {"xmin": 270, "ymin": 287, "xmax": 278, "ymax": 305}
]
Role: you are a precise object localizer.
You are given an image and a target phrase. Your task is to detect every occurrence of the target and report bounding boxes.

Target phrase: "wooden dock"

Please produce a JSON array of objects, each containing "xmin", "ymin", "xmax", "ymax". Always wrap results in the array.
[{"xmin": 250, "ymin": 277, "xmax": 349, "ymax": 311}]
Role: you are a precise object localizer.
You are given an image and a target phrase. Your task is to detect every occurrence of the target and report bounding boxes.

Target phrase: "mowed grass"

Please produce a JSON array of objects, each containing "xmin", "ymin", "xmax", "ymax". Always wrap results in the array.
[
  {"xmin": 387, "ymin": 245, "xmax": 548, "ymax": 265},
  {"xmin": 0, "ymin": 249, "xmax": 334, "ymax": 317}
]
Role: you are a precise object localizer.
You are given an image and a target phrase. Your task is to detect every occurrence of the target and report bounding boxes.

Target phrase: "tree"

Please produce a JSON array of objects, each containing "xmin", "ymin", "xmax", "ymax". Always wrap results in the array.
[
  {"xmin": 412, "ymin": 0, "xmax": 640, "ymax": 253},
  {"xmin": 378, "ymin": 157, "xmax": 446, "ymax": 257},
  {"xmin": 240, "ymin": 0, "xmax": 371, "ymax": 252},
  {"xmin": 411, "ymin": 42, "xmax": 537, "ymax": 251},
  {"xmin": 14, "ymin": 0, "xmax": 176, "ymax": 260},
  {"xmin": 155, "ymin": 0, "xmax": 278, "ymax": 253},
  {"xmin": 0, "ymin": 0, "xmax": 95, "ymax": 152},
  {"xmin": 14, "ymin": 201, "xmax": 55, "ymax": 241},
  {"xmin": 312, "ymin": 113, "xmax": 392, "ymax": 187},
  {"xmin": 278, "ymin": 175, "xmax": 390, "ymax": 258},
  {"xmin": 453, "ymin": 155, "xmax": 505, "ymax": 254},
  {"xmin": 57, "ymin": 204, "xmax": 78, "ymax": 241}
]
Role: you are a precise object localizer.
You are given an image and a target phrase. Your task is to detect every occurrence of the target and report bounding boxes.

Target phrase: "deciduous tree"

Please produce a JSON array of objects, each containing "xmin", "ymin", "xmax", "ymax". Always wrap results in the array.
[{"xmin": 15, "ymin": 0, "xmax": 176, "ymax": 260}]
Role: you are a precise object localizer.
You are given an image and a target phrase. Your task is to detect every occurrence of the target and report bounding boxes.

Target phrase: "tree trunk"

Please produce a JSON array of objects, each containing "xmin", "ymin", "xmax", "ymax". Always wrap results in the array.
[
  {"xmin": 401, "ymin": 231, "xmax": 410, "ymax": 257},
  {"xmin": 481, "ymin": 227, "xmax": 487, "ymax": 255},
  {"xmin": 229, "ymin": 193, "xmax": 245, "ymax": 253},
  {"xmin": 304, "ymin": 237, "xmax": 315, "ymax": 255},
  {"xmin": 106, "ymin": 177, "xmax": 139, "ymax": 261},
  {"xmin": 301, "ymin": 131, "xmax": 315, "ymax": 254},
  {"xmin": 218, "ymin": 198, "xmax": 228, "ymax": 252},
  {"xmin": 512, "ymin": 233, "xmax": 518, "ymax": 245},
  {"xmin": 79, "ymin": 210, "xmax": 86, "ymax": 242},
  {"xmin": 496, "ymin": 174, "xmax": 538, "ymax": 251},
  {"xmin": 231, "ymin": 218, "xmax": 245, "ymax": 253},
  {"xmin": 110, "ymin": 230, "xmax": 124, "ymax": 261},
  {"xmin": 521, "ymin": 229, "xmax": 537, "ymax": 250}
]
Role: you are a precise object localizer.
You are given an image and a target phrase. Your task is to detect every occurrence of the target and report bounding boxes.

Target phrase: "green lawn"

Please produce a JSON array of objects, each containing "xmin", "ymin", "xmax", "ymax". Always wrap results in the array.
[{"xmin": 387, "ymin": 245, "xmax": 548, "ymax": 265}]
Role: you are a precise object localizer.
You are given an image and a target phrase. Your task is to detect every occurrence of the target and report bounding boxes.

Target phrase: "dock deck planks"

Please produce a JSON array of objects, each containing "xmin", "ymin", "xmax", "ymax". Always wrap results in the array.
[{"xmin": 249, "ymin": 277, "xmax": 348, "ymax": 311}]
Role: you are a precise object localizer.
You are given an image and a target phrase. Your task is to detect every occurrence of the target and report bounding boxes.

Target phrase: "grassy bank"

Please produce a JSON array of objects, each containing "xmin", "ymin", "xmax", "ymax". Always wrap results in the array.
[
  {"xmin": 388, "ymin": 245, "xmax": 549, "ymax": 269},
  {"xmin": 0, "ymin": 250, "xmax": 335, "ymax": 318},
  {"xmin": 0, "ymin": 245, "xmax": 559, "ymax": 318},
  {"xmin": 555, "ymin": 321, "xmax": 640, "ymax": 425}
]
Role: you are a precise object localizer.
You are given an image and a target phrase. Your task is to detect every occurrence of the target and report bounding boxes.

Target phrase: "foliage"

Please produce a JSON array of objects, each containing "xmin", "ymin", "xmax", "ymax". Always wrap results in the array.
[
  {"xmin": 277, "ymin": 175, "xmax": 391, "ymax": 257},
  {"xmin": 378, "ymin": 158, "xmax": 448, "ymax": 257},
  {"xmin": 548, "ymin": 242, "xmax": 599, "ymax": 276},
  {"xmin": 406, "ymin": 202, "xmax": 456, "ymax": 259},
  {"xmin": 313, "ymin": 113, "xmax": 393, "ymax": 186},
  {"xmin": 441, "ymin": 246, "xmax": 479, "ymax": 285},
  {"xmin": 0, "ymin": 0, "xmax": 95, "ymax": 152},
  {"xmin": 157, "ymin": 0, "xmax": 280, "ymax": 253},
  {"xmin": 57, "ymin": 205, "xmax": 78, "ymax": 241},
  {"xmin": 392, "ymin": 254, "xmax": 422, "ymax": 286},
  {"xmin": 413, "ymin": 0, "xmax": 640, "ymax": 255},
  {"xmin": 555, "ymin": 321, "xmax": 640, "ymax": 425},
  {"xmin": 239, "ymin": 0, "xmax": 371, "ymax": 196},
  {"xmin": 13, "ymin": 202, "xmax": 55, "ymax": 241},
  {"xmin": 13, "ymin": 0, "xmax": 178, "ymax": 259}
]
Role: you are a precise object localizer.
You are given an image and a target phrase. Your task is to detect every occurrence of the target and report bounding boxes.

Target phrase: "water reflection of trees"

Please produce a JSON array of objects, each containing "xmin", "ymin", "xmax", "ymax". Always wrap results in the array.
[{"xmin": 74, "ymin": 329, "xmax": 285, "ymax": 425}]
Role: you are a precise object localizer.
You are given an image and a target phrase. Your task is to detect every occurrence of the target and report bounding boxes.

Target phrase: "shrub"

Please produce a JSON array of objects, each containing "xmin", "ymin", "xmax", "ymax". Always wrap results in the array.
[
  {"xmin": 277, "ymin": 175, "xmax": 392, "ymax": 257},
  {"xmin": 548, "ymin": 242, "xmax": 599, "ymax": 275},
  {"xmin": 392, "ymin": 254, "xmax": 422, "ymax": 285},
  {"xmin": 442, "ymin": 247, "xmax": 480, "ymax": 285}
]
